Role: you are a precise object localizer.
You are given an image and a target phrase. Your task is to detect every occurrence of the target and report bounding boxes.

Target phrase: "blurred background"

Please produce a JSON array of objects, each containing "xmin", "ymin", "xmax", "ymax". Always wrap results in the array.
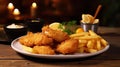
[{"xmin": 0, "ymin": 0, "xmax": 120, "ymax": 27}]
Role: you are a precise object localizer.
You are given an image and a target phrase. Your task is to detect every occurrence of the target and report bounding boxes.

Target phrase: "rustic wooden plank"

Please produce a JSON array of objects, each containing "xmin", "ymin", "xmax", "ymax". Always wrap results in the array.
[
  {"xmin": 0, "ymin": 60, "xmax": 120, "ymax": 67},
  {"xmin": 0, "ymin": 44, "xmax": 24, "ymax": 59}
]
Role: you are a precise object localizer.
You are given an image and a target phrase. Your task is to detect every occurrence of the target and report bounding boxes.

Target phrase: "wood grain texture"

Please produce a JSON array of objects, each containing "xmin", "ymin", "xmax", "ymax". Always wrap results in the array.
[{"xmin": 0, "ymin": 60, "xmax": 120, "ymax": 67}]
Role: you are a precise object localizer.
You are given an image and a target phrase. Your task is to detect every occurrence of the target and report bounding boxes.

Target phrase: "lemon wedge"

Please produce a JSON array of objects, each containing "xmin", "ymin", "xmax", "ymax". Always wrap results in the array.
[{"xmin": 49, "ymin": 22, "xmax": 65, "ymax": 31}]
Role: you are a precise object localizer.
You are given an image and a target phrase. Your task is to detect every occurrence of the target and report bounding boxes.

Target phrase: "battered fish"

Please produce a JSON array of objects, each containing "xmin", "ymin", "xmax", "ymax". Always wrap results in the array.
[
  {"xmin": 33, "ymin": 46, "xmax": 55, "ymax": 55},
  {"xmin": 42, "ymin": 26, "xmax": 70, "ymax": 42},
  {"xmin": 19, "ymin": 32, "xmax": 34, "ymax": 47},
  {"xmin": 19, "ymin": 32, "xmax": 53, "ymax": 47},
  {"xmin": 56, "ymin": 39, "xmax": 79, "ymax": 54}
]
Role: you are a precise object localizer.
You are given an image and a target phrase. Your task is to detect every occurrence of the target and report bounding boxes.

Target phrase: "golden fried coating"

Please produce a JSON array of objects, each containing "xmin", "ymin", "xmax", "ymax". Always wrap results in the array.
[
  {"xmin": 19, "ymin": 32, "xmax": 53, "ymax": 47},
  {"xmin": 42, "ymin": 26, "xmax": 70, "ymax": 42},
  {"xmin": 56, "ymin": 39, "xmax": 79, "ymax": 54},
  {"xmin": 33, "ymin": 33, "xmax": 53, "ymax": 46},
  {"xmin": 33, "ymin": 46, "xmax": 55, "ymax": 55},
  {"xmin": 19, "ymin": 32, "xmax": 34, "ymax": 47}
]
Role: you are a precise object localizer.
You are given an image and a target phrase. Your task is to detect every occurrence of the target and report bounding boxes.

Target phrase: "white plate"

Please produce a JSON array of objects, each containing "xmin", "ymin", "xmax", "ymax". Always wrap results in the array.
[{"xmin": 11, "ymin": 38, "xmax": 110, "ymax": 59}]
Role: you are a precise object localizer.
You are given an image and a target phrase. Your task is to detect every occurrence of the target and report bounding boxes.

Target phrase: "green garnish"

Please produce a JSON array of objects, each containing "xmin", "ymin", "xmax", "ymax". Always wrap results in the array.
[
  {"xmin": 58, "ymin": 23, "xmax": 64, "ymax": 30},
  {"xmin": 63, "ymin": 29, "xmax": 73, "ymax": 35},
  {"xmin": 58, "ymin": 20, "xmax": 77, "ymax": 35},
  {"xmin": 66, "ymin": 20, "xmax": 77, "ymax": 26}
]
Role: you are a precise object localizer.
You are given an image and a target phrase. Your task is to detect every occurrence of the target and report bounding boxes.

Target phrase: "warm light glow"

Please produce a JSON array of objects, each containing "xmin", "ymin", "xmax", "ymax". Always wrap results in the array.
[
  {"xmin": 13, "ymin": 8, "xmax": 20, "ymax": 15},
  {"xmin": 32, "ymin": 2, "xmax": 37, "ymax": 8},
  {"xmin": 8, "ymin": 3, "xmax": 14, "ymax": 9}
]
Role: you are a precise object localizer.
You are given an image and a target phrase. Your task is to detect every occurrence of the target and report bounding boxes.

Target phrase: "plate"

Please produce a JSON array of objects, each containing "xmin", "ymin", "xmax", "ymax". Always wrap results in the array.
[{"xmin": 11, "ymin": 38, "xmax": 110, "ymax": 59}]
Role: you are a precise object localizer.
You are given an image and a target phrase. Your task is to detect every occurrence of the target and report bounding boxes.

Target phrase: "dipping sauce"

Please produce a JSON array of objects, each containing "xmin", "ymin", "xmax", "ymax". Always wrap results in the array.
[
  {"xmin": 4, "ymin": 23, "xmax": 27, "ymax": 41},
  {"xmin": 7, "ymin": 23, "xmax": 24, "ymax": 29}
]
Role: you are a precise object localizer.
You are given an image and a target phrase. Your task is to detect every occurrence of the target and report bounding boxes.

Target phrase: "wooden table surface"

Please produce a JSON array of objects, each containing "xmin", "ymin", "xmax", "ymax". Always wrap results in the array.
[{"xmin": 0, "ymin": 26, "xmax": 120, "ymax": 67}]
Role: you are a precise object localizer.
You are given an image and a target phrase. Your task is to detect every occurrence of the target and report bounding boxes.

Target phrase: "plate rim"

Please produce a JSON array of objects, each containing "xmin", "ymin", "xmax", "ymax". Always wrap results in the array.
[{"xmin": 11, "ymin": 37, "xmax": 110, "ymax": 59}]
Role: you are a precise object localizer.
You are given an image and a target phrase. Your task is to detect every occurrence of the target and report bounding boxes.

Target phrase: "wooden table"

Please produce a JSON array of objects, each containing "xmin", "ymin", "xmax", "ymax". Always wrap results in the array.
[{"xmin": 0, "ymin": 25, "xmax": 120, "ymax": 67}]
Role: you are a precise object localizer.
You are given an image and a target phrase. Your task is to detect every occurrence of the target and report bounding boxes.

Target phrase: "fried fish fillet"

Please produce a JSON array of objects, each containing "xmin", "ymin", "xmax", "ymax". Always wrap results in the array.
[
  {"xmin": 19, "ymin": 32, "xmax": 53, "ymax": 47},
  {"xmin": 19, "ymin": 32, "xmax": 34, "ymax": 47},
  {"xmin": 42, "ymin": 26, "xmax": 70, "ymax": 42},
  {"xmin": 56, "ymin": 39, "xmax": 79, "ymax": 54},
  {"xmin": 33, "ymin": 46, "xmax": 55, "ymax": 55}
]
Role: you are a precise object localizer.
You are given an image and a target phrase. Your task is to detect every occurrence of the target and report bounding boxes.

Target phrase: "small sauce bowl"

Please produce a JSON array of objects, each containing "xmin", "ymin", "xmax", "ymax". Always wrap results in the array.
[{"xmin": 4, "ymin": 23, "xmax": 27, "ymax": 41}]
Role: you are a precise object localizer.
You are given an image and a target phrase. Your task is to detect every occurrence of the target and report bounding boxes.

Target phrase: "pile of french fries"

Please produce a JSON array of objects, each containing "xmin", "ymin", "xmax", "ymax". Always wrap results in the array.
[{"xmin": 70, "ymin": 30, "xmax": 108, "ymax": 53}]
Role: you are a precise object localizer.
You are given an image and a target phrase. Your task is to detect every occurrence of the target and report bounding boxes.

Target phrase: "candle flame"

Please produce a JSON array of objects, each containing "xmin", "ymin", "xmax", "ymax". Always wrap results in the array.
[
  {"xmin": 8, "ymin": 3, "xmax": 14, "ymax": 9},
  {"xmin": 13, "ymin": 8, "xmax": 20, "ymax": 15},
  {"xmin": 32, "ymin": 2, "xmax": 37, "ymax": 8}
]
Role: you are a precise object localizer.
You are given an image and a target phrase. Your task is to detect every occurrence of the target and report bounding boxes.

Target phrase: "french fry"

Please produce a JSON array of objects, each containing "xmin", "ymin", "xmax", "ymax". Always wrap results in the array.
[
  {"xmin": 87, "ymin": 40, "xmax": 94, "ymax": 49},
  {"xmin": 78, "ymin": 35, "xmax": 100, "ymax": 40},
  {"xmin": 71, "ymin": 29, "xmax": 108, "ymax": 53},
  {"xmin": 91, "ymin": 39, "xmax": 96, "ymax": 45},
  {"xmin": 22, "ymin": 45, "xmax": 33, "ymax": 53},
  {"xmin": 96, "ymin": 40, "xmax": 101, "ymax": 50},
  {"xmin": 100, "ymin": 38, "xmax": 108, "ymax": 47},
  {"xmin": 89, "ymin": 30, "xmax": 98, "ymax": 36},
  {"xmin": 77, "ymin": 47, "xmax": 85, "ymax": 53},
  {"xmin": 88, "ymin": 49, "xmax": 98, "ymax": 53},
  {"xmin": 79, "ymin": 40, "xmax": 87, "ymax": 44},
  {"xmin": 78, "ymin": 43, "xmax": 86, "ymax": 48}
]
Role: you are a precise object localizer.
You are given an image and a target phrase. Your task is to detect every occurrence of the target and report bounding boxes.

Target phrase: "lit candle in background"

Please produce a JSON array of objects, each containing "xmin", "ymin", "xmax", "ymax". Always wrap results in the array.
[
  {"xmin": 7, "ymin": 3, "xmax": 14, "ymax": 15},
  {"xmin": 13, "ymin": 8, "xmax": 20, "ymax": 15},
  {"xmin": 31, "ymin": 2, "xmax": 37, "ymax": 18},
  {"xmin": 13, "ymin": 8, "xmax": 20, "ymax": 20}
]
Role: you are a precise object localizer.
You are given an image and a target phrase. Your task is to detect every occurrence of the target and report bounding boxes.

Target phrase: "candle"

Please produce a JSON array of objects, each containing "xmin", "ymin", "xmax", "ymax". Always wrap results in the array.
[
  {"xmin": 13, "ymin": 8, "xmax": 20, "ymax": 20},
  {"xmin": 31, "ymin": 2, "xmax": 37, "ymax": 18},
  {"xmin": 8, "ymin": 3, "xmax": 14, "ymax": 15},
  {"xmin": 13, "ymin": 8, "xmax": 20, "ymax": 15}
]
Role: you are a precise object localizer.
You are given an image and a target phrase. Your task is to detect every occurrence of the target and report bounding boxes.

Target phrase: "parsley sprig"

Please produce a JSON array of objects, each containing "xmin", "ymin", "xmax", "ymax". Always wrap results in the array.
[{"xmin": 58, "ymin": 20, "xmax": 77, "ymax": 35}]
